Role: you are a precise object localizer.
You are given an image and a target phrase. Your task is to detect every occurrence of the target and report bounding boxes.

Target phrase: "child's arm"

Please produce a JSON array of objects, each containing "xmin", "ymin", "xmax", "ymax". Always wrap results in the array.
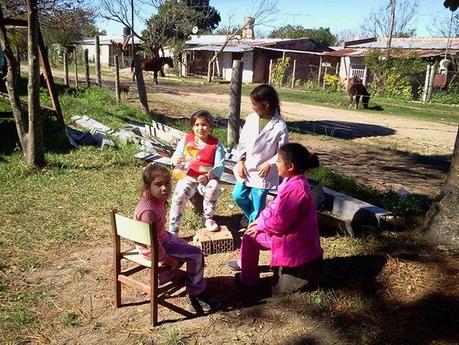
[
  {"xmin": 197, "ymin": 141, "xmax": 225, "ymax": 184},
  {"xmin": 170, "ymin": 137, "xmax": 186, "ymax": 165},
  {"xmin": 266, "ymin": 124, "xmax": 289, "ymax": 166},
  {"xmin": 257, "ymin": 189, "xmax": 305, "ymax": 236},
  {"xmin": 138, "ymin": 210, "xmax": 179, "ymax": 268},
  {"xmin": 209, "ymin": 141, "xmax": 225, "ymax": 179}
]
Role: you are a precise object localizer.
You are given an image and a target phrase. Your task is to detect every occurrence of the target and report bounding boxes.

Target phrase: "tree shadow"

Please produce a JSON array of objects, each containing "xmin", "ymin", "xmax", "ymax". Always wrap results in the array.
[{"xmin": 286, "ymin": 120, "xmax": 395, "ymax": 139}]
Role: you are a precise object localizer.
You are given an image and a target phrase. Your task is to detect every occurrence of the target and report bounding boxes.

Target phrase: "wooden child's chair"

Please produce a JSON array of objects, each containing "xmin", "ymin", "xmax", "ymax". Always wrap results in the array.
[{"xmin": 111, "ymin": 209, "xmax": 193, "ymax": 326}]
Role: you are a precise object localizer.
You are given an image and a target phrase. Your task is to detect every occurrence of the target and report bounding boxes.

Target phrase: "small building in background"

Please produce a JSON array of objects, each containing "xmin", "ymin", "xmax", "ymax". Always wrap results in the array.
[
  {"xmin": 182, "ymin": 17, "xmax": 331, "ymax": 83},
  {"xmin": 78, "ymin": 35, "xmax": 143, "ymax": 67},
  {"xmin": 329, "ymin": 37, "xmax": 459, "ymax": 85}
]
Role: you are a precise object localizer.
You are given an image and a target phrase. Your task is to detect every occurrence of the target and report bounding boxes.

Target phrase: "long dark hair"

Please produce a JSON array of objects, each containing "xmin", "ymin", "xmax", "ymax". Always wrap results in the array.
[
  {"xmin": 279, "ymin": 143, "xmax": 319, "ymax": 174},
  {"xmin": 250, "ymin": 84, "xmax": 281, "ymax": 116}
]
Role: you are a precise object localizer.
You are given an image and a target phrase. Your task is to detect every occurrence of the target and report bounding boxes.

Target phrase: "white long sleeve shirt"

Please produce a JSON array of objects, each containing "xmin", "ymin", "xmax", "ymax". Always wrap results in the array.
[{"xmin": 233, "ymin": 112, "xmax": 289, "ymax": 189}]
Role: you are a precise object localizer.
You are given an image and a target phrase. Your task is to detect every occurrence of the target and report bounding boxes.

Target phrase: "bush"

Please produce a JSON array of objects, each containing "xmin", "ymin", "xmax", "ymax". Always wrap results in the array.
[
  {"xmin": 271, "ymin": 57, "xmax": 291, "ymax": 87},
  {"xmin": 323, "ymin": 74, "xmax": 343, "ymax": 92},
  {"xmin": 431, "ymin": 83, "xmax": 459, "ymax": 105}
]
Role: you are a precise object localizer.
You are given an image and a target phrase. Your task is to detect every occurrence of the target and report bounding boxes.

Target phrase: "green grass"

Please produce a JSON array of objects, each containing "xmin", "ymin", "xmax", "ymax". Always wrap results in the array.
[
  {"xmin": 0, "ymin": 79, "xmax": 448, "ymax": 343},
  {"xmin": 242, "ymin": 86, "xmax": 459, "ymax": 125}
]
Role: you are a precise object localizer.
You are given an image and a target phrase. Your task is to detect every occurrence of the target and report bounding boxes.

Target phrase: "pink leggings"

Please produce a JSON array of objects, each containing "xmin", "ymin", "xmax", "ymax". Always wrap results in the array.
[{"xmin": 238, "ymin": 231, "xmax": 272, "ymax": 286}]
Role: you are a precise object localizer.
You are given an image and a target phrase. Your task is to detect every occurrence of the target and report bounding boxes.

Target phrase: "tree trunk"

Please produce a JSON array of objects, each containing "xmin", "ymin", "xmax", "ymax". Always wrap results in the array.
[
  {"xmin": 0, "ymin": 7, "xmax": 28, "ymax": 150},
  {"xmin": 423, "ymin": 127, "xmax": 459, "ymax": 249},
  {"xmin": 26, "ymin": 0, "xmax": 44, "ymax": 166}
]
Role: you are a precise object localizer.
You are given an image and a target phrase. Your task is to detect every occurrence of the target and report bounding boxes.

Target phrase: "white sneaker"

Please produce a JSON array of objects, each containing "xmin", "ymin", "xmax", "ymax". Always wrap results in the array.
[
  {"xmin": 197, "ymin": 183, "xmax": 206, "ymax": 196},
  {"xmin": 205, "ymin": 219, "xmax": 219, "ymax": 232}
]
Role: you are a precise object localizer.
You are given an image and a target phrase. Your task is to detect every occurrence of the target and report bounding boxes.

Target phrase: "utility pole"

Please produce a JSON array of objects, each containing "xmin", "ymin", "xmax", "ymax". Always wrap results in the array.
[
  {"xmin": 131, "ymin": 0, "xmax": 134, "ymax": 59},
  {"xmin": 386, "ymin": 0, "xmax": 396, "ymax": 60}
]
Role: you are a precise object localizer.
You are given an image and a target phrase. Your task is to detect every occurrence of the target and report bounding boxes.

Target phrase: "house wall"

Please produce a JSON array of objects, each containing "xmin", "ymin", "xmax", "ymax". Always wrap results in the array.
[
  {"xmin": 80, "ymin": 44, "xmax": 110, "ymax": 65},
  {"xmin": 242, "ymin": 51, "xmax": 254, "ymax": 82},
  {"xmin": 222, "ymin": 52, "xmax": 232, "ymax": 80},
  {"xmin": 339, "ymin": 56, "xmax": 365, "ymax": 81}
]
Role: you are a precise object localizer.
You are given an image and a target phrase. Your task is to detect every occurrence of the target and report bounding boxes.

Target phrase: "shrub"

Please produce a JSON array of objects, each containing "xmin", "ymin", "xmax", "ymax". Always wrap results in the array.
[
  {"xmin": 323, "ymin": 74, "xmax": 343, "ymax": 92},
  {"xmin": 271, "ymin": 57, "xmax": 291, "ymax": 87}
]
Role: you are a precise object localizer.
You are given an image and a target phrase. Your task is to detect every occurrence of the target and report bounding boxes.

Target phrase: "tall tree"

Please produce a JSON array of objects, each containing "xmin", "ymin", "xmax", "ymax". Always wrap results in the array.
[
  {"xmin": 207, "ymin": 0, "xmax": 279, "ymax": 82},
  {"xmin": 0, "ymin": 0, "xmax": 44, "ymax": 166},
  {"xmin": 268, "ymin": 25, "xmax": 337, "ymax": 46},
  {"xmin": 422, "ymin": 0, "xmax": 459, "ymax": 249},
  {"xmin": 99, "ymin": 0, "xmax": 221, "ymax": 58},
  {"xmin": 360, "ymin": 0, "xmax": 419, "ymax": 38},
  {"xmin": 429, "ymin": 12, "xmax": 459, "ymax": 37}
]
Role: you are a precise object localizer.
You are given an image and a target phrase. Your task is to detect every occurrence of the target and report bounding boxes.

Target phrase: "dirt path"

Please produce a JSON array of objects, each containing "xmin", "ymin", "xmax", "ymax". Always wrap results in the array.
[
  {"xmin": 148, "ymin": 84, "xmax": 457, "ymax": 156},
  {"xmin": 53, "ymin": 71, "xmax": 457, "ymax": 195}
]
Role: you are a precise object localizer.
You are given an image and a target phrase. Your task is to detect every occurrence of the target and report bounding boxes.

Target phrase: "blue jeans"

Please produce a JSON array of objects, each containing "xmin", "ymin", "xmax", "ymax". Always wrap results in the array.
[{"xmin": 232, "ymin": 181, "xmax": 269, "ymax": 222}]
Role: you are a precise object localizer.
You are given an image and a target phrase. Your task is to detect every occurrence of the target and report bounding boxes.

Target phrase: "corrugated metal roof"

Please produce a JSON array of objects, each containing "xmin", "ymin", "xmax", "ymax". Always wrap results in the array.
[
  {"xmin": 184, "ymin": 35, "xmax": 314, "ymax": 53},
  {"xmin": 326, "ymin": 47, "xmax": 459, "ymax": 58},
  {"xmin": 80, "ymin": 35, "xmax": 143, "ymax": 45},
  {"xmin": 346, "ymin": 37, "xmax": 459, "ymax": 50}
]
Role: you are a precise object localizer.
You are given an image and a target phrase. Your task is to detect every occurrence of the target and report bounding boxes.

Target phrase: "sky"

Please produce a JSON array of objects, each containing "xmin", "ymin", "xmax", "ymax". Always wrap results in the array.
[{"xmin": 95, "ymin": 0, "xmax": 454, "ymax": 38}]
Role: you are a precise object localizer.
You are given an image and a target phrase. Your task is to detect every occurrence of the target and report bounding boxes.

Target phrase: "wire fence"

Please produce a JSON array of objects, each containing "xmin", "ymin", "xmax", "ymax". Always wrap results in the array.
[{"xmin": 270, "ymin": 57, "xmax": 458, "ymax": 105}]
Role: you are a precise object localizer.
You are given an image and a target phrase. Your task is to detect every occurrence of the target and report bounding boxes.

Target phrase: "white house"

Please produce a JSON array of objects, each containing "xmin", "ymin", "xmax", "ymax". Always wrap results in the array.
[{"xmin": 78, "ymin": 35, "xmax": 143, "ymax": 67}]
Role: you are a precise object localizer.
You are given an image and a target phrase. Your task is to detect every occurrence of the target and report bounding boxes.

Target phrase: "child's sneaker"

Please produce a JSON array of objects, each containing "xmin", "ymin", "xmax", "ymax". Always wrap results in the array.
[
  {"xmin": 227, "ymin": 260, "xmax": 241, "ymax": 272},
  {"xmin": 205, "ymin": 219, "xmax": 219, "ymax": 232},
  {"xmin": 197, "ymin": 183, "xmax": 206, "ymax": 196},
  {"xmin": 185, "ymin": 293, "xmax": 220, "ymax": 314}
]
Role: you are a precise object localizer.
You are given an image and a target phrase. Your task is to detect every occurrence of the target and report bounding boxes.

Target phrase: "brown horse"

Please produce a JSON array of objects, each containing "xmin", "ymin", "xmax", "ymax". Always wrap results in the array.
[
  {"xmin": 131, "ymin": 56, "xmax": 174, "ymax": 84},
  {"xmin": 347, "ymin": 76, "xmax": 370, "ymax": 109}
]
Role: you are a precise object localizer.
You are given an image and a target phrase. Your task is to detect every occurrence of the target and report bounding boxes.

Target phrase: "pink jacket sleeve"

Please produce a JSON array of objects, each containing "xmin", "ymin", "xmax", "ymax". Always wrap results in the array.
[
  {"xmin": 137, "ymin": 210, "xmax": 173, "ymax": 265},
  {"xmin": 257, "ymin": 188, "xmax": 305, "ymax": 236}
]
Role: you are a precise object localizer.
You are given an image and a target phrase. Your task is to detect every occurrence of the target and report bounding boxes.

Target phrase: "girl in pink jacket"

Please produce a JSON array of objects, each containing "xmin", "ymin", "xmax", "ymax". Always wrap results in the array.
[{"xmin": 227, "ymin": 143, "xmax": 323, "ymax": 290}]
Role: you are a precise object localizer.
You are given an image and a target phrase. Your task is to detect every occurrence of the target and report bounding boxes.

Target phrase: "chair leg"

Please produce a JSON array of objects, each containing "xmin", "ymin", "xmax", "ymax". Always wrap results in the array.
[
  {"xmin": 115, "ymin": 279, "xmax": 122, "ymax": 308},
  {"xmin": 151, "ymin": 296, "xmax": 158, "ymax": 327},
  {"xmin": 151, "ymin": 270, "xmax": 159, "ymax": 326}
]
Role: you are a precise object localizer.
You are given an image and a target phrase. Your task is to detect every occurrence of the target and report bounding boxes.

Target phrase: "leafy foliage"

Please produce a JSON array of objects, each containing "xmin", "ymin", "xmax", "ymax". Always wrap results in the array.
[
  {"xmin": 142, "ymin": 0, "xmax": 220, "ymax": 57},
  {"xmin": 323, "ymin": 74, "xmax": 343, "ymax": 92},
  {"xmin": 364, "ymin": 49, "xmax": 426, "ymax": 100},
  {"xmin": 271, "ymin": 57, "xmax": 291, "ymax": 87},
  {"xmin": 268, "ymin": 25, "xmax": 337, "ymax": 46}
]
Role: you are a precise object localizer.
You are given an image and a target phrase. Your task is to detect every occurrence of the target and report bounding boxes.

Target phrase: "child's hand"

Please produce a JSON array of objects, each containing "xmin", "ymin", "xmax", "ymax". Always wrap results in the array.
[
  {"xmin": 238, "ymin": 160, "xmax": 248, "ymax": 178},
  {"xmin": 248, "ymin": 221, "xmax": 257, "ymax": 228},
  {"xmin": 257, "ymin": 162, "xmax": 271, "ymax": 178},
  {"xmin": 171, "ymin": 156, "xmax": 183, "ymax": 166},
  {"xmin": 245, "ymin": 224, "xmax": 257, "ymax": 236},
  {"xmin": 197, "ymin": 174, "xmax": 209, "ymax": 184}
]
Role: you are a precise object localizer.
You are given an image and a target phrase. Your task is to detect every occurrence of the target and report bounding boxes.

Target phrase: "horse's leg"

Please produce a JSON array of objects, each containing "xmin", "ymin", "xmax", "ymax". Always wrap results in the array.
[
  {"xmin": 348, "ymin": 95, "xmax": 354, "ymax": 108},
  {"xmin": 355, "ymin": 95, "xmax": 361, "ymax": 109},
  {"xmin": 154, "ymin": 70, "xmax": 158, "ymax": 84}
]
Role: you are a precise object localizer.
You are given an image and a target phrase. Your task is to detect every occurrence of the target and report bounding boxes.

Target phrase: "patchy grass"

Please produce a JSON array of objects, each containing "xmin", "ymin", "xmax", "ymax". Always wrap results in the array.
[{"xmin": 1, "ymin": 80, "xmax": 457, "ymax": 344}]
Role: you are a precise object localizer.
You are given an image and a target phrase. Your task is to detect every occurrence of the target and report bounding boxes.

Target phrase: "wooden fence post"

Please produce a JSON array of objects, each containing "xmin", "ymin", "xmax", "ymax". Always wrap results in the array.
[
  {"xmin": 115, "ymin": 55, "xmax": 120, "ymax": 102},
  {"xmin": 291, "ymin": 59, "xmax": 296, "ymax": 88},
  {"xmin": 95, "ymin": 35, "xmax": 101, "ymax": 86},
  {"xmin": 422, "ymin": 64, "xmax": 431, "ymax": 104},
  {"xmin": 427, "ymin": 63, "xmax": 436, "ymax": 102},
  {"xmin": 84, "ymin": 49, "xmax": 90, "ymax": 87},
  {"xmin": 322, "ymin": 66, "xmax": 328, "ymax": 90},
  {"xmin": 363, "ymin": 65, "xmax": 368, "ymax": 86},
  {"xmin": 228, "ymin": 60, "xmax": 243, "ymax": 148},
  {"xmin": 133, "ymin": 55, "xmax": 149, "ymax": 114},
  {"xmin": 268, "ymin": 59, "xmax": 273, "ymax": 84},
  {"xmin": 318, "ymin": 56, "xmax": 323, "ymax": 85},
  {"xmin": 74, "ymin": 50, "xmax": 79, "ymax": 88},
  {"xmin": 63, "ymin": 51, "xmax": 69, "ymax": 87}
]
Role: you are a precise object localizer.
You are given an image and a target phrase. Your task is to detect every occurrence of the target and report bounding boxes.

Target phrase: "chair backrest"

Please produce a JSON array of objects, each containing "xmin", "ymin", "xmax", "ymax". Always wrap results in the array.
[{"xmin": 113, "ymin": 212, "xmax": 152, "ymax": 245}]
